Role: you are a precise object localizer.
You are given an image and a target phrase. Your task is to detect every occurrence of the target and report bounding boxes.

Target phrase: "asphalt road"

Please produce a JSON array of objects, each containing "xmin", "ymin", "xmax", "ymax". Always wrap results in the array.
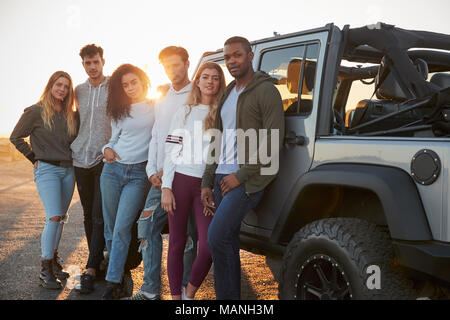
[{"xmin": 0, "ymin": 159, "xmax": 280, "ymax": 300}]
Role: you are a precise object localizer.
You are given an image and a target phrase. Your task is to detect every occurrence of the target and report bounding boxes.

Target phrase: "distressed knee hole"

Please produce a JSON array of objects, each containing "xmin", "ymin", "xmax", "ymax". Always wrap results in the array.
[
  {"xmin": 49, "ymin": 215, "xmax": 67, "ymax": 224},
  {"xmin": 139, "ymin": 238, "xmax": 148, "ymax": 253},
  {"xmin": 140, "ymin": 210, "xmax": 153, "ymax": 219},
  {"xmin": 185, "ymin": 236, "xmax": 195, "ymax": 252}
]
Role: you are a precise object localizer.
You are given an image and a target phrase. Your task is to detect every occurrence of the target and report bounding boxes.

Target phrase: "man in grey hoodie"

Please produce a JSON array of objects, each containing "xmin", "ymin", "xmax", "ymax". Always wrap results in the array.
[{"xmin": 71, "ymin": 44, "xmax": 111, "ymax": 294}]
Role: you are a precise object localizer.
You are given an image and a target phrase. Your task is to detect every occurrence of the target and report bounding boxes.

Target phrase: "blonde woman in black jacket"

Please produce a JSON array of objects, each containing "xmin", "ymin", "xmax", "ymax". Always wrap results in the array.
[{"xmin": 10, "ymin": 71, "xmax": 78, "ymax": 290}]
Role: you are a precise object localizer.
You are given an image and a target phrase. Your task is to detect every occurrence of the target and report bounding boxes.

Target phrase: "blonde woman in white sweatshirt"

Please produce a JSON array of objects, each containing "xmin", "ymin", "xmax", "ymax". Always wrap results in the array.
[{"xmin": 161, "ymin": 62, "xmax": 226, "ymax": 300}]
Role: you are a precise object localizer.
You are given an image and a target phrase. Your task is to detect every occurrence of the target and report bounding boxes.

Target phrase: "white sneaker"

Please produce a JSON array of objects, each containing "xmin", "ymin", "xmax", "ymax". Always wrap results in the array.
[
  {"xmin": 121, "ymin": 290, "xmax": 160, "ymax": 300},
  {"xmin": 182, "ymin": 287, "xmax": 193, "ymax": 300}
]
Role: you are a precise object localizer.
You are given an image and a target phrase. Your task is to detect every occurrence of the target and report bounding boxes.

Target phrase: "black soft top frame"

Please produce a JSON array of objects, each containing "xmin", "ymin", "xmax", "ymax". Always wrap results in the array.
[{"xmin": 343, "ymin": 23, "xmax": 450, "ymax": 100}]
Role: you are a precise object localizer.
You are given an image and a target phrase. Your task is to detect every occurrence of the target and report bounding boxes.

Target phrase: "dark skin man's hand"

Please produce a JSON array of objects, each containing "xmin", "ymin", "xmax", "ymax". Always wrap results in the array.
[
  {"xmin": 220, "ymin": 174, "xmax": 241, "ymax": 196},
  {"xmin": 201, "ymin": 187, "xmax": 215, "ymax": 216}
]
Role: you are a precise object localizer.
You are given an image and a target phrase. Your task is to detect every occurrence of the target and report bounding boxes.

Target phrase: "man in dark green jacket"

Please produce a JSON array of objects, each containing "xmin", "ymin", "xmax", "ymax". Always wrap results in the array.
[{"xmin": 201, "ymin": 36, "xmax": 284, "ymax": 300}]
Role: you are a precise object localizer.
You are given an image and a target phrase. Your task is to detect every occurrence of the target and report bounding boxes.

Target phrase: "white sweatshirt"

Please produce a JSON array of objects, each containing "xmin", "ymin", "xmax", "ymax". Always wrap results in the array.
[
  {"xmin": 102, "ymin": 100, "xmax": 155, "ymax": 164},
  {"xmin": 161, "ymin": 104, "xmax": 211, "ymax": 190},
  {"xmin": 146, "ymin": 83, "xmax": 192, "ymax": 178}
]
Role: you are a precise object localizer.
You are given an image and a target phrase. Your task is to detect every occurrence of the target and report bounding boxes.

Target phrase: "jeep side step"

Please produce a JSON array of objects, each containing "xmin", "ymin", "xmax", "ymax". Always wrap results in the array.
[
  {"xmin": 239, "ymin": 234, "xmax": 286, "ymax": 258},
  {"xmin": 393, "ymin": 240, "xmax": 450, "ymax": 283}
]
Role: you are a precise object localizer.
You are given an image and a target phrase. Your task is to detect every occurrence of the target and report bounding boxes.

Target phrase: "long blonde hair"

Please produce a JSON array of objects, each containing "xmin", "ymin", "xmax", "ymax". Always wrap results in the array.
[
  {"xmin": 38, "ymin": 71, "xmax": 77, "ymax": 136},
  {"xmin": 185, "ymin": 62, "xmax": 226, "ymax": 130}
]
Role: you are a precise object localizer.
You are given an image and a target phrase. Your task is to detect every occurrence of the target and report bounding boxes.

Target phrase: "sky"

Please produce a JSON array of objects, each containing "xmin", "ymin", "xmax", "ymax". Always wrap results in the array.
[{"xmin": 0, "ymin": 0, "xmax": 449, "ymax": 137}]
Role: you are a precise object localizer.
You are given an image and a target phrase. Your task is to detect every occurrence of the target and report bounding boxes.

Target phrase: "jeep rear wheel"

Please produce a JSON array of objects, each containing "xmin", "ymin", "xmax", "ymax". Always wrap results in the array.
[{"xmin": 279, "ymin": 218, "xmax": 416, "ymax": 300}]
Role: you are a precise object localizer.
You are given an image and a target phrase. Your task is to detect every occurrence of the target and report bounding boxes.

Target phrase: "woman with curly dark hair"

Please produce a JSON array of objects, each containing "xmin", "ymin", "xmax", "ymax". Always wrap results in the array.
[{"xmin": 99, "ymin": 64, "xmax": 155, "ymax": 299}]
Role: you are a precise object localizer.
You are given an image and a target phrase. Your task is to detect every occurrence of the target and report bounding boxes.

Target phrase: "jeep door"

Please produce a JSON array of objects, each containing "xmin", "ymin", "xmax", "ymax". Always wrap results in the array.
[{"xmin": 239, "ymin": 31, "xmax": 331, "ymax": 238}]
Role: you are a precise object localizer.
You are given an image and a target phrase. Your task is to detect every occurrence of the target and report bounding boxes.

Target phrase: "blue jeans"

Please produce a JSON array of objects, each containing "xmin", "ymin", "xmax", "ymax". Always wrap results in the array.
[
  {"xmin": 34, "ymin": 161, "xmax": 75, "ymax": 259},
  {"xmin": 138, "ymin": 185, "xmax": 197, "ymax": 295},
  {"xmin": 100, "ymin": 161, "xmax": 148, "ymax": 283},
  {"xmin": 207, "ymin": 174, "xmax": 264, "ymax": 300}
]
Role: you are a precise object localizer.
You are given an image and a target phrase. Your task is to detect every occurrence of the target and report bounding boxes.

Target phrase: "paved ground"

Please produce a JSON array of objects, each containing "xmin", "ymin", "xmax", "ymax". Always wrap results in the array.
[{"xmin": 0, "ymin": 159, "xmax": 281, "ymax": 300}]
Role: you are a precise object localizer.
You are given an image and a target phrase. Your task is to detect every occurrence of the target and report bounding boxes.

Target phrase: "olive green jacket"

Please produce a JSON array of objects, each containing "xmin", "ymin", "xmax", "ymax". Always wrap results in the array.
[{"xmin": 201, "ymin": 71, "xmax": 284, "ymax": 193}]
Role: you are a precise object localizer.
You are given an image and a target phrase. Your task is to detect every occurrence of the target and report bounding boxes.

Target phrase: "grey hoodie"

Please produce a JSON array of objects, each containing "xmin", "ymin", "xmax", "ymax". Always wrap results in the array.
[{"xmin": 71, "ymin": 77, "xmax": 111, "ymax": 168}]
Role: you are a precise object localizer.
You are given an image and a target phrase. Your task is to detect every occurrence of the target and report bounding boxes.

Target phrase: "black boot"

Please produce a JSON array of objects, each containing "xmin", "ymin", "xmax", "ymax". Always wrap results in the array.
[
  {"xmin": 52, "ymin": 251, "xmax": 70, "ymax": 280},
  {"xmin": 102, "ymin": 281, "xmax": 120, "ymax": 300},
  {"xmin": 119, "ymin": 270, "xmax": 133, "ymax": 298},
  {"xmin": 40, "ymin": 259, "xmax": 62, "ymax": 290}
]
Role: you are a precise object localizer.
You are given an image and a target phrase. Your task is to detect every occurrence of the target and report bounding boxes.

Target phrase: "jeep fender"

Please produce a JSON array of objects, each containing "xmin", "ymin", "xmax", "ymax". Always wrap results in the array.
[{"xmin": 271, "ymin": 163, "xmax": 432, "ymax": 243}]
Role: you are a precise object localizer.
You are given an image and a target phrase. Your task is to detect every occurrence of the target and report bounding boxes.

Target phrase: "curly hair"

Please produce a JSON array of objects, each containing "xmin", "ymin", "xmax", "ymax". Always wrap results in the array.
[
  {"xmin": 106, "ymin": 64, "xmax": 150, "ymax": 122},
  {"xmin": 79, "ymin": 44, "xmax": 104, "ymax": 59}
]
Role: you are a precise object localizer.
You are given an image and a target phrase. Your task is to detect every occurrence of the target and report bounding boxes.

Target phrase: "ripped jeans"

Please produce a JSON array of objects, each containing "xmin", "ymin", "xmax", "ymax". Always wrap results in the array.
[
  {"xmin": 34, "ymin": 161, "xmax": 75, "ymax": 259},
  {"xmin": 137, "ymin": 185, "xmax": 198, "ymax": 295}
]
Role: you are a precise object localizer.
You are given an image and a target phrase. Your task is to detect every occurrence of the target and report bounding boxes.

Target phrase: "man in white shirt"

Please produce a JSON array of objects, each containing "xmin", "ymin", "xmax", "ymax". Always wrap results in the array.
[{"xmin": 125, "ymin": 46, "xmax": 197, "ymax": 300}]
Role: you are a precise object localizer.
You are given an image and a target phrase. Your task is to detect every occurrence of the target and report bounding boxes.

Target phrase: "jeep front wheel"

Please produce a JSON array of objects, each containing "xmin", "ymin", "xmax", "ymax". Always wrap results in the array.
[{"xmin": 279, "ymin": 218, "xmax": 416, "ymax": 300}]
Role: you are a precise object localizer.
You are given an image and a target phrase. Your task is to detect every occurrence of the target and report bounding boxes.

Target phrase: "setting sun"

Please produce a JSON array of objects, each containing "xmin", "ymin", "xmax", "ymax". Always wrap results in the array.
[
  {"xmin": 147, "ymin": 86, "xmax": 163, "ymax": 101},
  {"xmin": 1, "ymin": 0, "xmax": 449, "ymax": 138}
]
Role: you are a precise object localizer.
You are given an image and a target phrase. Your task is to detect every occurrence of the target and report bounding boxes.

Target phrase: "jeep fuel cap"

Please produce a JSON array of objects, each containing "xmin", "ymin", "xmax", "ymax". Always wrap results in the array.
[{"xmin": 410, "ymin": 149, "xmax": 441, "ymax": 185}]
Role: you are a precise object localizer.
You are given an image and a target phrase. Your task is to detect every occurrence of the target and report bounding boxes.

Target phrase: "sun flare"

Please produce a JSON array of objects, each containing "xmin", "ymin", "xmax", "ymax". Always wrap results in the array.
[{"xmin": 147, "ymin": 86, "xmax": 162, "ymax": 100}]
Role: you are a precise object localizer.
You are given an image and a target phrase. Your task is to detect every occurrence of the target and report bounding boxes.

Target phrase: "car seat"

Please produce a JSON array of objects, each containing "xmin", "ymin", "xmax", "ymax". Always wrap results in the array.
[
  {"xmin": 349, "ymin": 57, "xmax": 429, "ymax": 134},
  {"xmin": 285, "ymin": 58, "xmax": 315, "ymax": 115}
]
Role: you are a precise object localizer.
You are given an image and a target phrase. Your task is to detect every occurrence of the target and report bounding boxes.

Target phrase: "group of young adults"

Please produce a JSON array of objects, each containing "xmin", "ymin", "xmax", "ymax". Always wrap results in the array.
[{"xmin": 9, "ymin": 36, "xmax": 284, "ymax": 300}]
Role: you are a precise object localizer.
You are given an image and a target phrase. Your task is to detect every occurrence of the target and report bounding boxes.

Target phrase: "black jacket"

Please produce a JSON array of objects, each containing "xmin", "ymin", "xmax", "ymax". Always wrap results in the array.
[{"xmin": 10, "ymin": 104, "xmax": 77, "ymax": 164}]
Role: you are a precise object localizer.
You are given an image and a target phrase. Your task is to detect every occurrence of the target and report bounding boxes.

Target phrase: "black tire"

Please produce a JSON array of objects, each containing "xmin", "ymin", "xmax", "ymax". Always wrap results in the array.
[{"xmin": 279, "ymin": 218, "xmax": 417, "ymax": 300}]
